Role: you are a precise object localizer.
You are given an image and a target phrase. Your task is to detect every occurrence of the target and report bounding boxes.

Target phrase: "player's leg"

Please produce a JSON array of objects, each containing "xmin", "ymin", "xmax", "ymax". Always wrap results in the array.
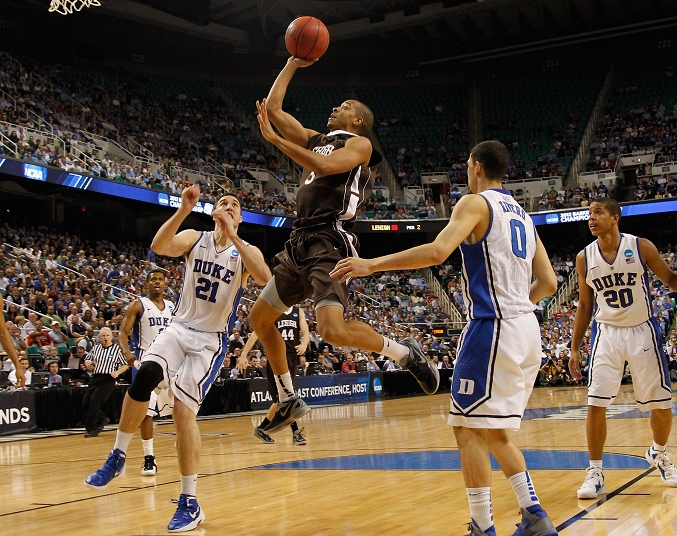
[
  {"xmin": 314, "ymin": 300, "xmax": 439, "ymax": 395},
  {"xmin": 487, "ymin": 429, "xmax": 556, "ymax": 536},
  {"xmin": 140, "ymin": 392, "xmax": 157, "ymax": 476},
  {"xmin": 253, "ymin": 402, "xmax": 276, "ymax": 444},
  {"xmin": 167, "ymin": 398, "xmax": 205, "ymax": 532},
  {"xmin": 646, "ymin": 408, "xmax": 677, "ymax": 486},
  {"xmin": 579, "ymin": 323, "xmax": 623, "ymax": 499},
  {"xmin": 453, "ymin": 426, "xmax": 496, "ymax": 536}
]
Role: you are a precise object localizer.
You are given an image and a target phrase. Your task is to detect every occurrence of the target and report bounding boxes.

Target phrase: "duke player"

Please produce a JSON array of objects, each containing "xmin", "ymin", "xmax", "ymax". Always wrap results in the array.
[
  {"xmin": 332, "ymin": 141, "xmax": 559, "ymax": 536},
  {"xmin": 252, "ymin": 56, "xmax": 439, "ymax": 435},
  {"xmin": 118, "ymin": 269, "xmax": 174, "ymax": 476},
  {"xmin": 569, "ymin": 198, "xmax": 677, "ymax": 499},
  {"xmin": 85, "ymin": 185, "xmax": 271, "ymax": 533}
]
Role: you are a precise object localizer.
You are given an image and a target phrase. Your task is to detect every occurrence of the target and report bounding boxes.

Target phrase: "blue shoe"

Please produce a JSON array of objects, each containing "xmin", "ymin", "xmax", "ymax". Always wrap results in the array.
[
  {"xmin": 84, "ymin": 448, "xmax": 126, "ymax": 489},
  {"xmin": 511, "ymin": 506, "xmax": 558, "ymax": 536},
  {"xmin": 465, "ymin": 520, "xmax": 496, "ymax": 535},
  {"xmin": 168, "ymin": 494, "xmax": 205, "ymax": 532}
]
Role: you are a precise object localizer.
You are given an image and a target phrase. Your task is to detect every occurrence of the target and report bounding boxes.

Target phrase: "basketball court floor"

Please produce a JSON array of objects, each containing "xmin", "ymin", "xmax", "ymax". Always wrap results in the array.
[{"xmin": 1, "ymin": 384, "xmax": 675, "ymax": 535}]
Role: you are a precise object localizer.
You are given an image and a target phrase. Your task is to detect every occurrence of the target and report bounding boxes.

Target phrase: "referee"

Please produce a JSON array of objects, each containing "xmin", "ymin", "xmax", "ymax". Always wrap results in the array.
[{"xmin": 83, "ymin": 327, "xmax": 129, "ymax": 438}]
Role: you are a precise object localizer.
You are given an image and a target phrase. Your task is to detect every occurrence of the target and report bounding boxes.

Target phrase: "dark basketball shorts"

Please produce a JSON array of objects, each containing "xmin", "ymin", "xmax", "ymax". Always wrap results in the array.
[{"xmin": 271, "ymin": 225, "xmax": 359, "ymax": 309}]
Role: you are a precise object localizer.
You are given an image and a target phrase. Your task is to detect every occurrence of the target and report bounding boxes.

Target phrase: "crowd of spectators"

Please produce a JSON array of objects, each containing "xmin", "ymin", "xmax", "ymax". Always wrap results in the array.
[
  {"xmin": 536, "ymin": 180, "xmax": 616, "ymax": 211},
  {"xmin": 0, "ymin": 53, "xmax": 299, "ymax": 217}
]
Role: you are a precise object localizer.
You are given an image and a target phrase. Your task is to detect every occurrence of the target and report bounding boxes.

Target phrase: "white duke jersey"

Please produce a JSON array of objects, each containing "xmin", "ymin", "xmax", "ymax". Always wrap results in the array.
[
  {"xmin": 133, "ymin": 296, "xmax": 174, "ymax": 355},
  {"xmin": 584, "ymin": 233, "xmax": 651, "ymax": 327},
  {"xmin": 172, "ymin": 231, "xmax": 246, "ymax": 333},
  {"xmin": 460, "ymin": 189, "xmax": 537, "ymax": 320}
]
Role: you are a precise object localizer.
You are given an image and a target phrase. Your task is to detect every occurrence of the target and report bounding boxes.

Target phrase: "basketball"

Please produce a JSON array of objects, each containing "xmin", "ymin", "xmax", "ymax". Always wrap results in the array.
[{"xmin": 285, "ymin": 16, "xmax": 330, "ymax": 60}]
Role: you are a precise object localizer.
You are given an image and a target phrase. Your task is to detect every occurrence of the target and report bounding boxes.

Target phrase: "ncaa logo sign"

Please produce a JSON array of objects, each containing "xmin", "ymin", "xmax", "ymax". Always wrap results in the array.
[
  {"xmin": 158, "ymin": 193, "xmax": 169, "ymax": 206},
  {"xmin": 373, "ymin": 377, "xmax": 383, "ymax": 396},
  {"xmin": 545, "ymin": 213, "xmax": 559, "ymax": 224},
  {"xmin": 624, "ymin": 249, "xmax": 633, "ymax": 258}
]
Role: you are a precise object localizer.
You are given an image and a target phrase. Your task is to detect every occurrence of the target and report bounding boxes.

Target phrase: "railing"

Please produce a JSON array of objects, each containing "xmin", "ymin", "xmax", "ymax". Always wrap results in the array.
[
  {"xmin": 29, "ymin": 71, "xmax": 53, "ymax": 93},
  {"xmin": 26, "ymin": 108, "xmax": 53, "ymax": 134},
  {"xmin": 0, "ymin": 51, "xmax": 23, "ymax": 72},
  {"xmin": 70, "ymin": 144, "xmax": 97, "ymax": 170},
  {"xmin": 211, "ymin": 83, "xmax": 302, "ymax": 184},
  {"xmin": 206, "ymin": 155, "xmax": 229, "ymax": 177},
  {"xmin": 171, "ymin": 165, "xmax": 226, "ymax": 196},
  {"xmin": 545, "ymin": 268, "xmax": 578, "ymax": 320},
  {"xmin": 0, "ymin": 120, "xmax": 65, "ymax": 153},
  {"xmin": 155, "ymin": 117, "xmax": 173, "ymax": 135},
  {"xmin": 0, "ymin": 132, "xmax": 17, "ymax": 156},
  {"xmin": 126, "ymin": 137, "xmax": 155, "ymax": 160},
  {"xmin": 422, "ymin": 268, "xmax": 465, "ymax": 325},
  {"xmin": 566, "ymin": 64, "xmax": 615, "ymax": 185},
  {"xmin": 241, "ymin": 177, "xmax": 262, "ymax": 193},
  {"xmin": 368, "ymin": 132, "xmax": 401, "ymax": 199},
  {"xmin": 0, "ymin": 88, "xmax": 15, "ymax": 109},
  {"xmin": 93, "ymin": 114, "xmax": 118, "ymax": 138}
]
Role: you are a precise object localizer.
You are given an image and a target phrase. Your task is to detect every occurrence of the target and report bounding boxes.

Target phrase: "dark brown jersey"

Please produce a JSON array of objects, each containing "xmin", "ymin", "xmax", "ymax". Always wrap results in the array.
[
  {"xmin": 276, "ymin": 305, "xmax": 302, "ymax": 359},
  {"xmin": 295, "ymin": 130, "xmax": 378, "ymax": 229}
]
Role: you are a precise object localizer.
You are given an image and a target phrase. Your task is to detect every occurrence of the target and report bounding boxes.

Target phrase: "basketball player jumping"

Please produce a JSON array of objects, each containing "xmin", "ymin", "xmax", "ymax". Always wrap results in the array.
[
  {"xmin": 331, "ymin": 141, "xmax": 559, "ymax": 536},
  {"xmin": 569, "ymin": 198, "xmax": 677, "ymax": 499},
  {"xmin": 85, "ymin": 186, "xmax": 271, "ymax": 533},
  {"xmin": 251, "ymin": 56, "xmax": 440, "ymax": 435},
  {"xmin": 118, "ymin": 269, "xmax": 174, "ymax": 476},
  {"xmin": 243, "ymin": 304, "xmax": 310, "ymax": 445}
]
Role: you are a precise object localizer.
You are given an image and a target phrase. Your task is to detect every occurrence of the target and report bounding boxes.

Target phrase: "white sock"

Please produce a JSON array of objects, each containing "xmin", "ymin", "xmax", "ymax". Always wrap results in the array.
[
  {"xmin": 379, "ymin": 337, "xmax": 410, "ymax": 364},
  {"xmin": 652, "ymin": 441, "xmax": 666, "ymax": 452},
  {"xmin": 142, "ymin": 438, "xmax": 154, "ymax": 457},
  {"xmin": 590, "ymin": 459, "xmax": 603, "ymax": 469},
  {"xmin": 275, "ymin": 372, "xmax": 295, "ymax": 402},
  {"xmin": 466, "ymin": 487, "xmax": 493, "ymax": 532},
  {"xmin": 508, "ymin": 471, "xmax": 540, "ymax": 510},
  {"xmin": 113, "ymin": 431, "xmax": 134, "ymax": 454},
  {"xmin": 180, "ymin": 474, "xmax": 197, "ymax": 497}
]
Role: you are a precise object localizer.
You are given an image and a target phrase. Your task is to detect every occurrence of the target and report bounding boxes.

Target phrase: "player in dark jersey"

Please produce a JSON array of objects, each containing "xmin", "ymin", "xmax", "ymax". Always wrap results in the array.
[
  {"xmin": 250, "ymin": 56, "xmax": 440, "ymax": 434},
  {"xmin": 242, "ymin": 305, "xmax": 310, "ymax": 445}
]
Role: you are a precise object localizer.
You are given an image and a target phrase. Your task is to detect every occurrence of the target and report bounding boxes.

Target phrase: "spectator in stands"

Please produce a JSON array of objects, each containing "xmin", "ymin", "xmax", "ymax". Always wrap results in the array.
[
  {"xmin": 9, "ymin": 356, "xmax": 31, "ymax": 387},
  {"xmin": 341, "ymin": 352, "xmax": 357, "ymax": 373},
  {"xmin": 26, "ymin": 323, "xmax": 52, "ymax": 355},
  {"xmin": 48, "ymin": 321, "xmax": 69, "ymax": 351}
]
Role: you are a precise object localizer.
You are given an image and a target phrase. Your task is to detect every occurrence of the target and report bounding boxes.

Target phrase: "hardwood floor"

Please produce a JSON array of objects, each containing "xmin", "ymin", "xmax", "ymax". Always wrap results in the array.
[{"xmin": 1, "ymin": 384, "xmax": 675, "ymax": 535}]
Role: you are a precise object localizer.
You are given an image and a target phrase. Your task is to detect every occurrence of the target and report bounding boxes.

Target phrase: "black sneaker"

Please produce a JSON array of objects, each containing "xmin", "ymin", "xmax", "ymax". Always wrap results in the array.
[
  {"xmin": 141, "ymin": 455, "xmax": 157, "ymax": 476},
  {"xmin": 262, "ymin": 394, "xmax": 311, "ymax": 434},
  {"xmin": 84, "ymin": 430, "xmax": 99, "ymax": 438},
  {"xmin": 97, "ymin": 417, "xmax": 111, "ymax": 433},
  {"xmin": 292, "ymin": 427, "xmax": 307, "ymax": 446},
  {"xmin": 400, "ymin": 337, "xmax": 440, "ymax": 394},
  {"xmin": 253, "ymin": 426, "xmax": 275, "ymax": 444}
]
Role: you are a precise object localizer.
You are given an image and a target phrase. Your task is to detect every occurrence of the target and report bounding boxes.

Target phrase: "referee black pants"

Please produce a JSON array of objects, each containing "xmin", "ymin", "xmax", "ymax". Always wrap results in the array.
[{"xmin": 82, "ymin": 374, "xmax": 116, "ymax": 432}]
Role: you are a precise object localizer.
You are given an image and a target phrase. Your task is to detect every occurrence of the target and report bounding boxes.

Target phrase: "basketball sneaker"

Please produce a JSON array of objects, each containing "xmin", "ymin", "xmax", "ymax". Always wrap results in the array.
[
  {"xmin": 263, "ymin": 394, "xmax": 311, "ymax": 434},
  {"xmin": 141, "ymin": 455, "xmax": 158, "ymax": 476},
  {"xmin": 577, "ymin": 466, "xmax": 606, "ymax": 499},
  {"xmin": 400, "ymin": 337, "xmax": 440, "ymax": 395},
  {"xmin": 465, "ymin": 520, "xmax": 496, "ymax": 535},
  {"xmin": 511, "ymin": 506, "xmax": 558, "ymax": 536},
  {"xmin": 84, "ymin": 448, "xmax": 126, "ymax": 489},
  {"xmin": 646, "ymin": 447, "xmax": 677, "ymax": 487},
  {"xmin": 168, "ymin": 494, "xmax": 205, "ymax": 532},
  {"xmin": 253, "ymin": 426, "xmax": 275, "ymax": 444},
  {"xmin": 292, "ymin": 427, "xmax": 307, "ymax": 446}
]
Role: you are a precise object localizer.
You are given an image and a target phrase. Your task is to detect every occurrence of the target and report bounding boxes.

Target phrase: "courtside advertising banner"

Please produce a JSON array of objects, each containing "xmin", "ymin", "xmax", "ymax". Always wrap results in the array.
[{"xmin": 0, "ymin": 391, "xmax": 37, "ymax": 436}]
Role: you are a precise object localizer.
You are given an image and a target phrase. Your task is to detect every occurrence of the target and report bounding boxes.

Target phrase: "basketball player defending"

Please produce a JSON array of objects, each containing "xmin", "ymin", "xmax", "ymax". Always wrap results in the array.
[
  {"xmin": 118, "ymin": 269, "xmax": 174, "ymax": 476},
  {"xmin": 85, "ymin": 186, "xmax": 271, "ymax": 533},
  {"xmin": 243, "ymin": 305, "xmax": 310, "ymax": 445},
  {"xmin": 331, "ymin": 141, "xmax": 559, "ymax": 536},
  {"xmin": 252, "ymin": 56, "xmax": 439, "ymax": 434},
  {"xmin": 569, "ymin": 198, "xmax": 677, "ymax": 499}
]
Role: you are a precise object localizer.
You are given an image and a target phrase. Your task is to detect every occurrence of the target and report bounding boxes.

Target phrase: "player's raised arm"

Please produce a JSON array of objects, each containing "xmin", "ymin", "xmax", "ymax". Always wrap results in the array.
[
  {"xmin": 265, "ymin": 57, "xmax": 320, "ymax": 148},
  {"xmin": 118, "ymin": 299, "xmax": 143, "ymax": 367},
  {"xmin": 150, "ymin": 184, "xmax": 202, "ymax": 258},
  {"xmin": 529, "ymin": 233, "xmax": 558, "ymax": 304},
  {"xmin": 639, "ymin": 238, "xmax": 677, "ymax": 291},
  {"xmin": 0, "ymin": 295, "xmax": 24, "ymax": 389}
]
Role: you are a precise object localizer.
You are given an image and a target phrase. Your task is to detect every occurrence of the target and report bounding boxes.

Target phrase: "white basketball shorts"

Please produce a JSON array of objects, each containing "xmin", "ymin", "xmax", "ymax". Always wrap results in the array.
[
  {"xmin": 448, "ymin": 314, "xmax": 541, "ymax": 431},
  {"xmin": 143, "ymin": 322, "xmax": 228, "ymax": 414},
  {"xmin": 588, "ymin": 318, "xmax": 672, "ymax": 410}
]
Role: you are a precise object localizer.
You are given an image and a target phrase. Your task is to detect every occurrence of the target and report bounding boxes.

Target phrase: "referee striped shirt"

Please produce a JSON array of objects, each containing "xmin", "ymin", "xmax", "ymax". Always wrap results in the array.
[{"xmin": 89, "ymin": 341, "xmax": 126, "ymax": 374}]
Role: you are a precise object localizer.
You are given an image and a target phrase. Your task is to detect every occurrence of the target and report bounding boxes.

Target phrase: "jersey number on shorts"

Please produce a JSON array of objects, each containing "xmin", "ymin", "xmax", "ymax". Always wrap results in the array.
[
  {"xmin": 603, "ymin": 288, "xmax": 633, "ymax": 309},
  {"xmin": 195, "ymin": 277, "xmax": 219, "ymax": 303},
  {"xmin": 510, "ymin": 219, "xmax": 527, "ymax": 259}
]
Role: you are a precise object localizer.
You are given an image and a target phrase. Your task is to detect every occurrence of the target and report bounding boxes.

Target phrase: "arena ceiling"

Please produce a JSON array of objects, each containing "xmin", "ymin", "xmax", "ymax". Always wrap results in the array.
[{"xmin": 8, "ymin": 0, "xmax": 677, "ymax": 63}]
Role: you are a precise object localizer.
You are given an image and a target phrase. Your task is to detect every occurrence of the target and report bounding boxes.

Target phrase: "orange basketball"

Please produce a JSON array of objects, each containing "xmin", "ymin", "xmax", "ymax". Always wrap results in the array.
[{"xmin": 285, "ymin": 16, "xmax": 330, "ymax": 60}]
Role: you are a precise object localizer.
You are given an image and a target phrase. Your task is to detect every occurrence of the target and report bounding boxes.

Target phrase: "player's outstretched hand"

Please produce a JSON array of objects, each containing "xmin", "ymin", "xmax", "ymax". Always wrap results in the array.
[
  {"xmin": 287, "ymin": 56, "xmax": 318, "ymax": 68},
  {"xmin": 568, "ymin": 348, "xmax": 582, "ymax": 381},
  {"xmin": 256, "ymin": 99, "xmax": 278, "ymax": 143},
  {"xmin": 181, "ymin": 183, "xmax": 201, "ymax": 211},
  {"xmin": 330, "ymin": 258, "xmax": 375, "ymax": 283},
  {"xmin": 14, "ymin": 369, "xmax": 25, "ymax": 389}
]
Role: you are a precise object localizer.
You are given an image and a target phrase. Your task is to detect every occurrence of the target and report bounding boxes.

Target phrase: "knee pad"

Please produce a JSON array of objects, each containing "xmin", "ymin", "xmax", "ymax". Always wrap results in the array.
[{"xmin": 127, "ymin": 361, "xmax": 164, "ymax": 402}]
